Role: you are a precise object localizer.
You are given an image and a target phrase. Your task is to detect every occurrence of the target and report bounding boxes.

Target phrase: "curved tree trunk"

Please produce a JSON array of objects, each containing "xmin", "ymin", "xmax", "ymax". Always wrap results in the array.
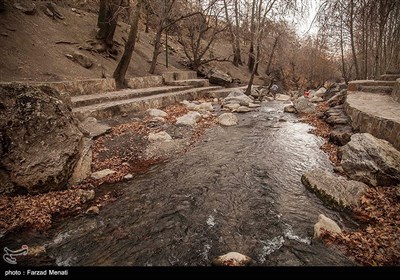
[{"xmin": 149, "ymin": 26, "xmax": 163, "ymax": 74}]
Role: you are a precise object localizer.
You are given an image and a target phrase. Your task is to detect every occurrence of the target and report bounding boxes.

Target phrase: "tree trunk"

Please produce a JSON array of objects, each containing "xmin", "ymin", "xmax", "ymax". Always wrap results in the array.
[
  {"xmin": 247, "ymin": 0, "xmax": 256, "ymax": 72},
  {"xmin": 245, "ymin": 60, "xmax": 258, "ymax": 95},
  {"xmin": 223, "ymin": 0, "xmax": 239, "ymax": 66},
  {"xmin": 349, "ymin": 0, "xmax": 360, "ymax": 79},
  {"xmin": 233, "ymin": 0, "xmax": 242, "ymax": 66},
  {"xmin": 149, "ymin": 26, "xmax": 163, "ymax": 74},
  {"xmin": 97, "ymin": 0, "xmax": 120, "ymax": 47},
  {"xmin": 113, "ymin": 0, "xmax": 142, "ymax": 88},
  {"xmin": 265, "ymin": 36, "xmax": 278, "ymax": 75}
]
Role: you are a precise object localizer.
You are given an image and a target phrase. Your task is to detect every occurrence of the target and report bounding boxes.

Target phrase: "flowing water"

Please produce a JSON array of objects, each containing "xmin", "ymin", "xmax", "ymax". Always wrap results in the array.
[{"xmin": 2, "ymin": 101, "xmax": 356, "ymax": 266}]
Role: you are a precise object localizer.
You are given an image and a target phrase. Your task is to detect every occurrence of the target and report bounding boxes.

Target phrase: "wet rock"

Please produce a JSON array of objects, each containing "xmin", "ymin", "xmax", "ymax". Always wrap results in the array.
[
  {"xmin": 212, "ymin": 252, "xmax": 253, "ymax": 266},
  {"xmin": 325, "ymin": 115, "xmax": 350, "ymax": 125},
  {"xmin": 0, "ymin": 84, "xmax": 83, "ymax": 194},
  {"xmin": 302, "ymin": 169, "xmax": 367, "ymax": 209},
  {"xmin": 66, "ymin": 52, "xmax": 93, "ymax": 69},
  {"xmin": 86, "ymin": 206, "xmax": 99, "ymax": 216},
  {"xmin": 340, "ymin": 133, "xmax": 400, "ymax": 186},
  {"xmin": 91, "ymin": 169, "xmax": 116, "ymax": 180},
  {"xmin": 293, "ymin": 97, "xmax": 316, "ymax": 113},
  {"xmin": 275, "ymin": 94, "xmax": 290, "ymax": 101},
  {"xmin": 218, "ymin": 113, "xmax": 238, "ymax": 126},
  {"xmin": 223, "ymin": 90, "xmax": 253, "ymax": 106},
  {"xmin": 176, "ymin": 111, "xmax": 201, "ymax": 126},
  {"xmin": 14, "ymin": 1, "xmax": 36, "ymax": 15},
  {"xmin": 69, "ymin": 137, "xmax": 92, "ymax": 185},
  {"xmin": 223, "ymin": 103, "xmax": 240, "ymax": 111},
  {"xmin": 147, "ymin": 108, "xmax": 168, "ymax": 118},
  {"xmin": 236, "ymin": 106, "xmax": 252, "ymax": 113},
  {"xmin": 78, "ymin": 189, "xmax": 95, "ymax": 203},
  {"xmin": 315, "ymin": 87, "xmax": 327, "ymax": 97},
  {"xmin": 313, "ymin": 214, "xmax": 342, "ymax": 239},
  {"xmin": 329, "ymin": 125, "xmax": 353, "ymax": 146},
  {"xmin": 148, "ymin": 131, "xmax": 172, "ymax": 142},
  {"xmin": 284, "ymin": 105, "xmax": 297, "ymax": 113},
  {"xmin": 78, "ymin": 117, "xmax": 111, "ymax": 138},
  {"xmin": 309, "ymin": 96, "xmax": 324, "ymax": 103}
]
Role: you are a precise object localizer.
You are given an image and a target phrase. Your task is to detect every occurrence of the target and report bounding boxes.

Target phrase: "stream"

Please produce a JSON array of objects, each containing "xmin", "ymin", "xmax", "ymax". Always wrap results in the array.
[{"xmin": 2, "ymin": 101, "xmax": 356, "ymax": 266}]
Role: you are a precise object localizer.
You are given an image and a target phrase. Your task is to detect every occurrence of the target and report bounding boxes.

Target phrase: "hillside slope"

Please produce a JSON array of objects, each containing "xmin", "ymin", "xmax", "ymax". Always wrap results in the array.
[{"xmin": 0, "ymin": 1, "xmax": 263, "ymax": 85}]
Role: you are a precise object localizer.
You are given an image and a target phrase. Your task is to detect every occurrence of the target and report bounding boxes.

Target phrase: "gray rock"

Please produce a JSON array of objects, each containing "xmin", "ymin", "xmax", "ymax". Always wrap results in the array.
[
  {"xmin": 302, "ymin": 169, "xmax": 367, "ymax": 209},
  {"xmin": 66, "ymin": 51, "xmax": 93, "ymax": 69},
  {"xmin": 313, "ymin": 214, "xmax": 342, "ymax": 239},
  {"xmin": 293, "ymin": 97, "xmax": 316, "ymax": 113},
  {"xmin": 208, "ymin": 69, "xmax": 233, "ymax": 86},
  {"xmin": 327, "ymin": 90, "xmax": 347, "ymax": 107},
  {"xmin": 275, "ymin": 94, "xmax": 290, "ymax": 101},
  {"xmin": 266, "ymin": 97, "xmax": 274, "ymax": 102},
  {"xmin": 223, "ymin": 103, "xmax": 240, "ymax": 111},
  {"xmin": 69, "ymin": 137, "xmax": 92, "ymax": 185},
  {"xmin": 148, "ymin": 131, "xmax": 172, "ymax": 142},
  {"xmin": 236, "ymin": 106, "xmax": 252, "ymax": 113},
  {"xmin": 212, "ymin": 252, "xmax": 253, "ymax": 266},
  {"xmin": 0, "ymin": 84, "xmax": 83, "ymax": 194},
  {"xmin": 218, "ymin": 113, "xmax": 238, "ymax": 126},
  {"xmin": 149, "ymin": 117, "xmax": 166, "ymax": 123},
  {"xmin": 284, "ymin": 105, "xmax": 297, "ymax": 113},
  {"xmin": 196, "ymin": 102, "xmax": 214, "ymax": 112},
  {"xmin": 340, "ymin": 133, "xmax": 400, "ymax": 186},
  {"xmin": 79, "ymin": 117, "xmax": 111, "ymax": 138},
  {"xmin": 315, "ymin": 87, "xmax": 327, "ymax": 97},
  {"xmin": 14, "ymin": 1, "xmax": 36, "ymax": 15},
  {"xmin": 147, "ymin": 108, "xmax": 168, "ymax": 118},
  {"xmin": 310, "ymin": 96, "xmax": 324, "ymax": 103},
  {"xmin": 329, "ymin": 126, "xmax": 353, "ymax": 146},
  {"xmin": 223, "ymin": 90, "xmax": 253, "ymax": 106},
  {"xmin": 248, "ymin": 103, "xmax": 261, "ymax": 108},
  {"xmin": 86, "ymin": 206, "xmax": 99, "ymax": 216},
  {"xmin": 176, "ymin": 111, "xmax": 202, "ymax": 126},
  {"xmin": 91, "ymin": 169, "xmax": 116, "ymax": 180}
]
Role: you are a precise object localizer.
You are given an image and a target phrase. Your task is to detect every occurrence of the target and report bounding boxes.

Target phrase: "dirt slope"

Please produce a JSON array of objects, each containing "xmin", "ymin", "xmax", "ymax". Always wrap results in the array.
[{"xmin": 0, "ymin": 0, "xmax": 262, "ymax": 84}]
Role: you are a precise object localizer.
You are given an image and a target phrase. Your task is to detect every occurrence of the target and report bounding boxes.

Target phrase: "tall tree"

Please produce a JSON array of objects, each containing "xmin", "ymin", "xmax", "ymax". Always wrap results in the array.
[{"xmin": 97, "ymin": 0, "xmax": 123, "ymax": 48}]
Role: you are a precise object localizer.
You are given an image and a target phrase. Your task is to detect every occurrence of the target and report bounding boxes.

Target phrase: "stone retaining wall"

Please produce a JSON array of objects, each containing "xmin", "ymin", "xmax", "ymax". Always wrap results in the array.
[{"xmin": 344, "ymin": 98, "xmax": 400, "ymax": 150}]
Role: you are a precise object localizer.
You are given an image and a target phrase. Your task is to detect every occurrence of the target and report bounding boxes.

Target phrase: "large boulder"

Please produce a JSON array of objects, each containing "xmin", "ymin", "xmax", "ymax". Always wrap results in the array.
[
  {"xmin": 293, "ymin": 97, "xmax": 316, "ymax": 114},
  {"xmin": 223, "ymin": 90, "xmax": 253, "ymax": 106},
  {"xmin": 340, "ymin": 133, "xmax": 400, "ymax": 186},
  {"xmin": 329, "ymin": 125, "xmax": 353, "ymax": 146},
  {"xmin": 208, "ymin": 69, "xmax": 233, "ymax": 86},
  {"xmin": 327, "ymin": 89, "xmax": 347, "ymax": 107},
  {"xmin": 0, "ymin": 84, "xmax": 83, "ymax": 194},
  {"xmin": 302, "ymin": 169, "xmax": 367, "ymax": 209}
]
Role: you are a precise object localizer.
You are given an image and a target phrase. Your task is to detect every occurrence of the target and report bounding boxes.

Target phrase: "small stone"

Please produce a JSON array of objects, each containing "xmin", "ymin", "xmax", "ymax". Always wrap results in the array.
[
  {"xmin": 266, "ymin": 97, "xmax": 274, "ymax": 101},
  {"xmin": 218, "ymin": 113, "xmax": 238, "ymax": 126},
  {"xmin": 223, "ymin": 103, "xmax": 240, "ymax": 111},
  {"xmin": 278, "ymin": 118, "xmax": 287, "ymax": 122},
  {"xmin": 27, "ymin": 245, "xmax": 46, "ymax": 257},
  {"xmin": 150, "ymin": 117, "xmax": 166, "ymax": 123},
  {"xmin": 91, "ymin": 169, "xmax": 116, "ymax": 180},
  {"xmin": 147, "ymin": 108, "xmax": 168, "ymax": 118},
  {"xmin": 283, "ymin": 105, "xmax": 297, "ymax": 113},
  {"xmin": 86, "ymin": 206, "xmax": 100, "ymax": 215},
  {"xmin": 148, "ymin": 131, "xmax": 172, "ymax": 142},
  {"xmin": 213, "ymin": 98, "xmax": 218, "ymax": 103},
  {"xmin": 313, "ymin": 214, "xmax": 342, "ymax": 239},
  {"xmin": 248, "ymin": 103, "xmax": 261, "ymax": 108},
  {"xmin": 78, "ymin": 189, "xmax": 95, "ymax": 203},
  {"xmin": 236, "ymin": 106, "xmax": 252, "ymax": 113},
  {"xmin": 212, "ymin": 252, "xmax": 253, "ymax": 266},
  {"xmin": 124, "ymin": 174, "xmax": 133, "ymax": 180}
]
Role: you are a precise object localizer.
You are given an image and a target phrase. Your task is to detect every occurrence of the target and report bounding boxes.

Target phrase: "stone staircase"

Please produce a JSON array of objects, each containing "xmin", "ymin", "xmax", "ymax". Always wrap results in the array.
[
  {"xmin": 68, "ymin": 71, "xmax": 232, "ymax": 121},
  {"xmin": 346, "ymin": 70, "xmax": 400, "ymax": 150}
]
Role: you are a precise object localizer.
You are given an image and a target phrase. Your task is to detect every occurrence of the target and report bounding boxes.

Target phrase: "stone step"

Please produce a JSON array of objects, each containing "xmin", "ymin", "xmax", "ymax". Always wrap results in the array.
[
  {"xmin": 344, "ymin": 91, "xmax": 400, "ymax": 150},
  {"xmin": 166, "ymin": 79, "xmax": 209, "ymax": 87},
  {"xmin": 360, "ymin": 85, "xmax": 393, "ymax": 94},
  {"xmin": 162, "ymin": 71, "xmax": 197, "ymax": 82},
  {"xmin": 380, "ymin": 74, "xmax": 400, "ymax": 81},
  {"xmin": 348, "ymin": 80, "xmax": 395, "ymax": 91},
  {"xmin": 72, "ymin": 86, "xmax": 222, "ymax": 121},
  {"xmin": 71, "ymin": 85, "xmax": 190, "ymax": 107}
]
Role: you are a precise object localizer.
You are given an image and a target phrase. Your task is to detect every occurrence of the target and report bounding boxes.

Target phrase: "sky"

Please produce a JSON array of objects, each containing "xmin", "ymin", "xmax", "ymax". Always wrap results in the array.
[{"xmin": 296, "ymin": 0, "xmax": 321, "ymax": 36}]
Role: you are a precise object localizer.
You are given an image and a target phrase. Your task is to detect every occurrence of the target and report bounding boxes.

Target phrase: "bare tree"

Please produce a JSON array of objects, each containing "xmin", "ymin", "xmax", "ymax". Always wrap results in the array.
[
  {"xmin": 97, "ymin": 0, "xmax": 124, "ymax": 48},
  {"xmin": 223, "ymin": 0, "xmax": 242, "ymax": 66}
]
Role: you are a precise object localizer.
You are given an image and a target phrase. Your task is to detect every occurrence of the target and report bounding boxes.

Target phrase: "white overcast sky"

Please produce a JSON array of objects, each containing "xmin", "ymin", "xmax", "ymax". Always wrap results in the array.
[{"xmin": 296, "ymin": 0, "xmax": 321, "ymax": 36}]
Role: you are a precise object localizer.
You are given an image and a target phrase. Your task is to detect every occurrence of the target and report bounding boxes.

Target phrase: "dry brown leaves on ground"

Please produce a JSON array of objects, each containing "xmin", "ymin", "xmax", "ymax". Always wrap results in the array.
[
  {"xmin": 300, "ymin": 111, "xmax": 340, "ymax": 166},
  {"xmin": 323, "ymin": 187, "xmax": 400, "ymax": 266},
  {"xmin": 0, "ymin": 189, "xmax": 87, "ymax": 232}
]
